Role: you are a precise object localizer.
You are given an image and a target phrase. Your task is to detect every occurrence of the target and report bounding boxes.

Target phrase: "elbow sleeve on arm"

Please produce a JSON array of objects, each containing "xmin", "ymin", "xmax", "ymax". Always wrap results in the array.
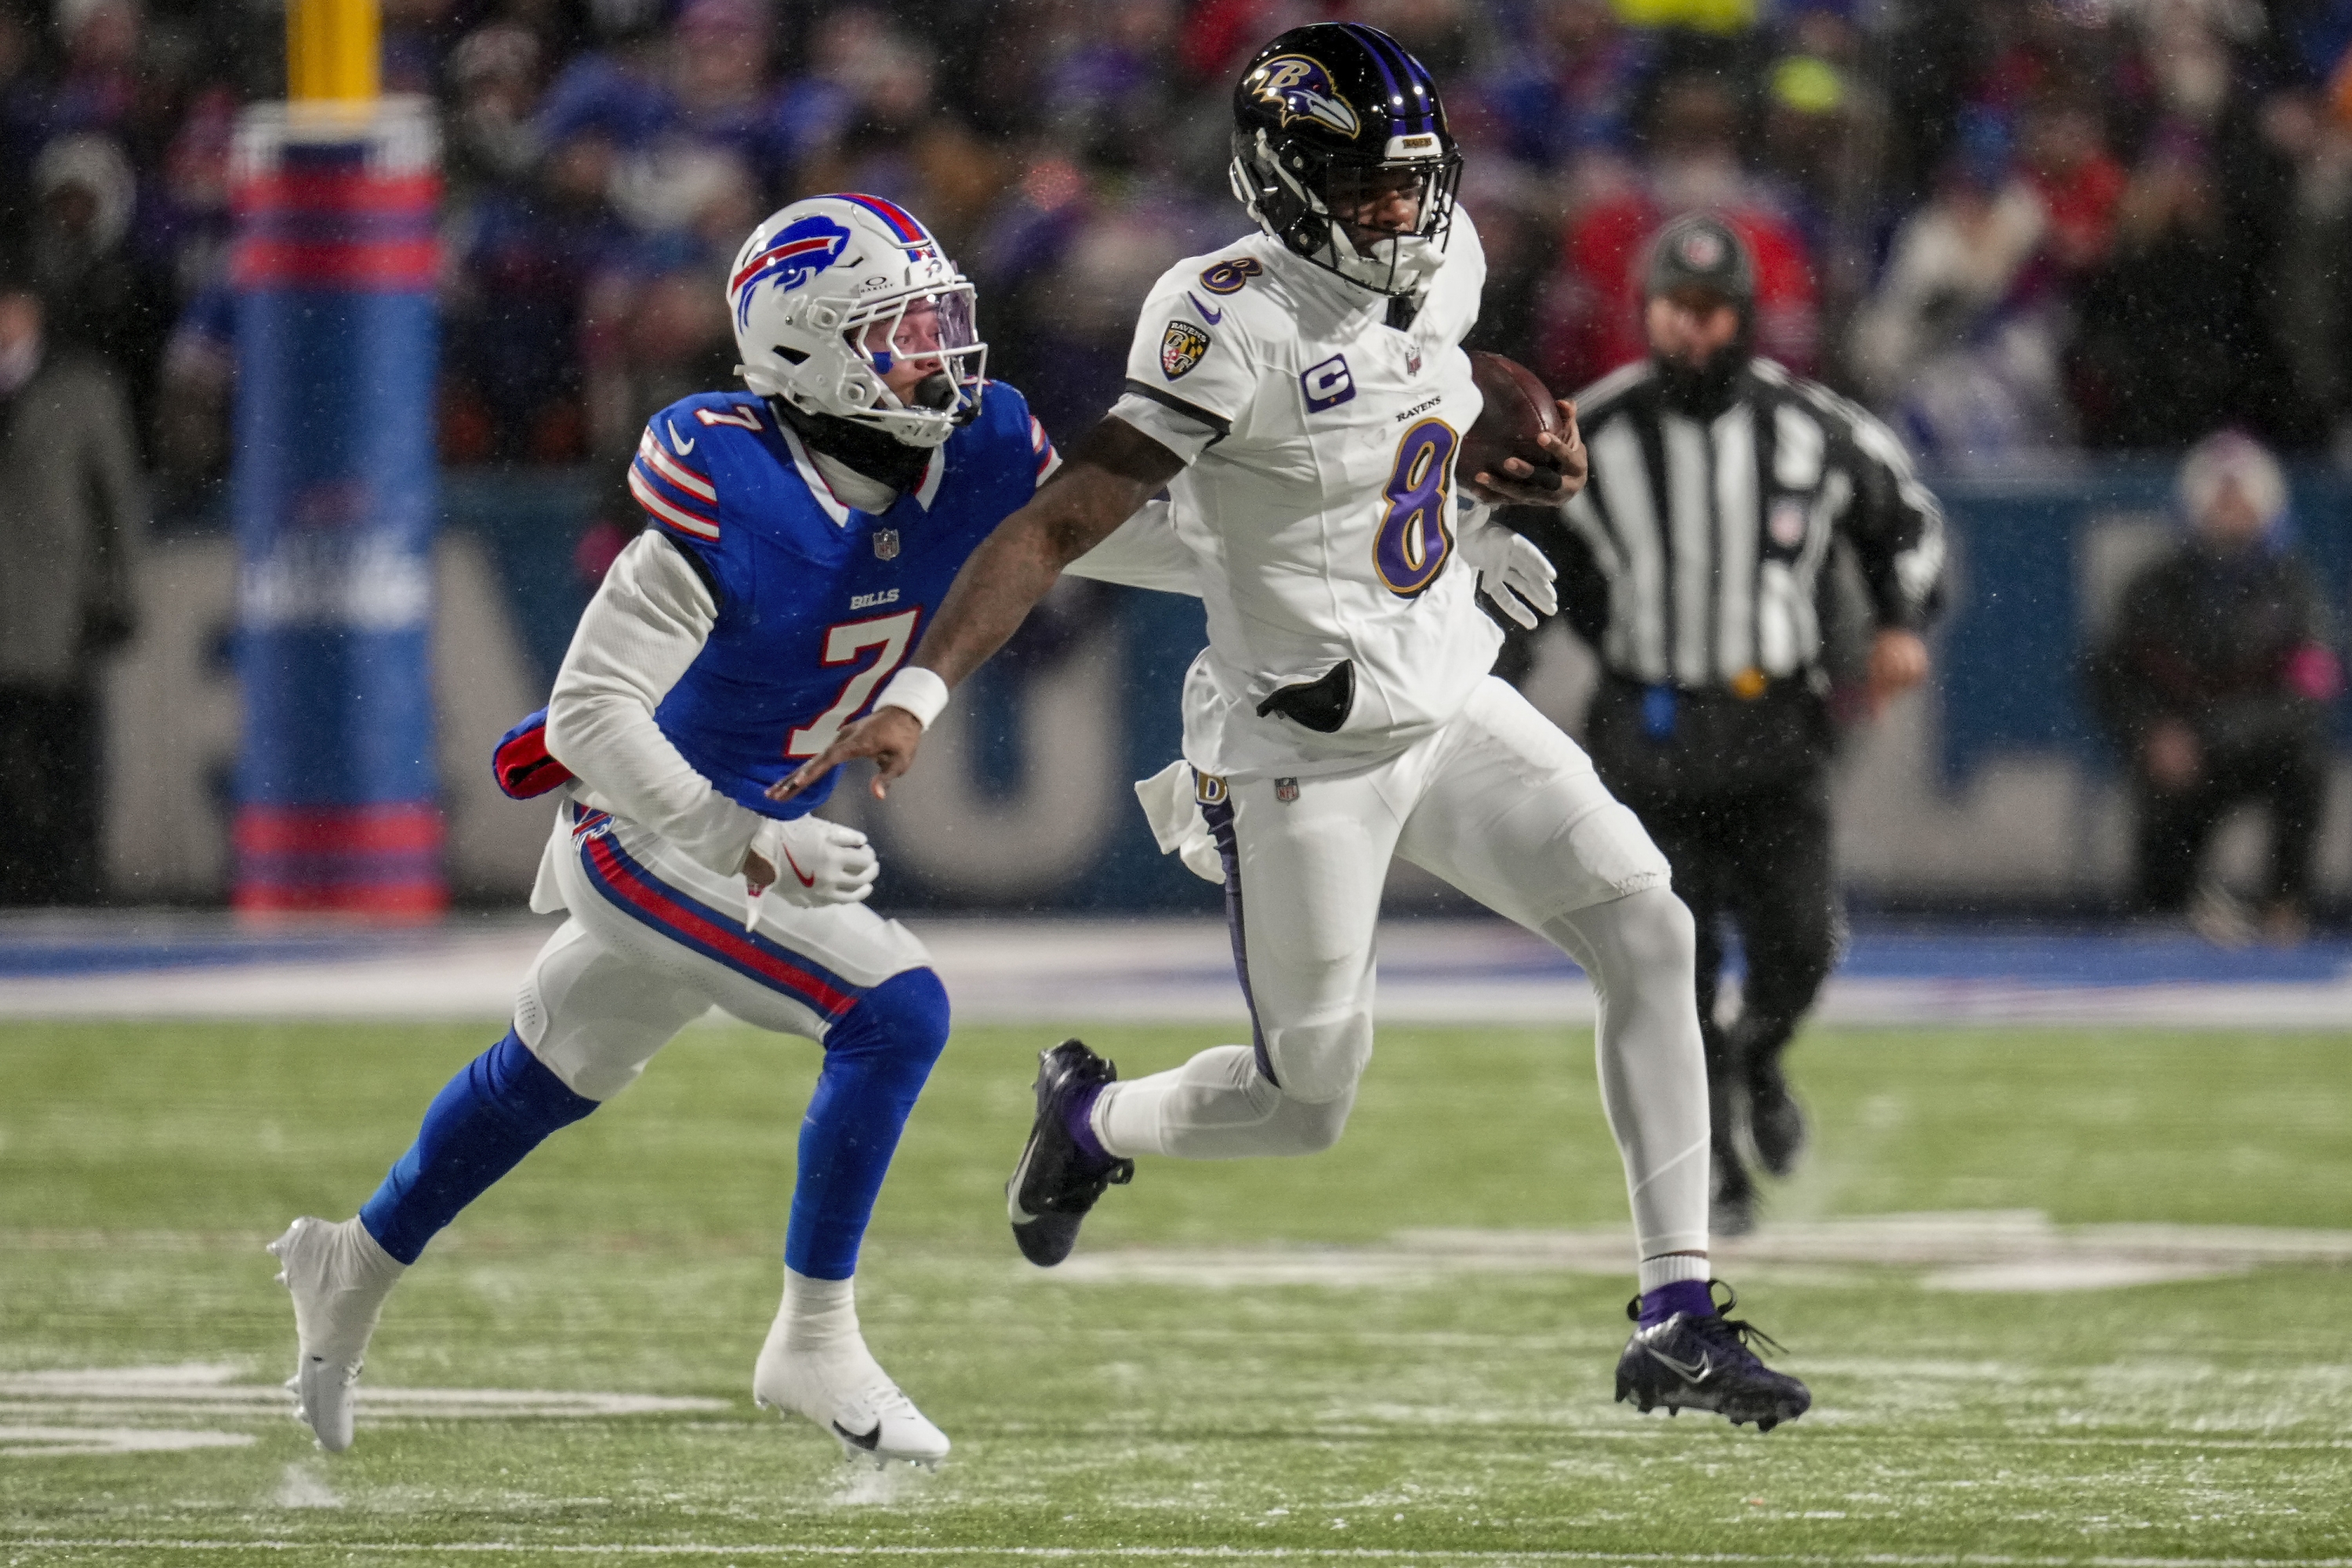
[{"xmin": 545, "ymin": 532, "xmax": 761, "ymax": 875}]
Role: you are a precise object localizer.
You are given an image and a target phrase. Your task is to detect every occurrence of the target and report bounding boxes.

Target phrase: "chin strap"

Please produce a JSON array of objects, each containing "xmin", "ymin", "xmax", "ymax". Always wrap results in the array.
[{"xmin": 768, "ymin": 397, "xmax": 932, "ymax": 493}]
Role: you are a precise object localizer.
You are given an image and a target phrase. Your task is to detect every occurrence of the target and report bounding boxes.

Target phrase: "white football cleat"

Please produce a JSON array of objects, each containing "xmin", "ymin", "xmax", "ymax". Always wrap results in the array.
[
  {"xmin": 267, "ymin": 1216, "xmax": 405, "ymax": 1452},
  {"xmin": 752, "ymin": 1319, "xmax": 949, "ymax": 1470}
]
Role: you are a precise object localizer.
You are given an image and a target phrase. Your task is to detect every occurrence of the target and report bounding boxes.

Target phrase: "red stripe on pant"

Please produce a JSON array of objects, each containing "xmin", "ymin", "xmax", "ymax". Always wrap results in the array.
[{"xmin": 584, "ymin": 833, "xmax": 855, "ymax": 1016}]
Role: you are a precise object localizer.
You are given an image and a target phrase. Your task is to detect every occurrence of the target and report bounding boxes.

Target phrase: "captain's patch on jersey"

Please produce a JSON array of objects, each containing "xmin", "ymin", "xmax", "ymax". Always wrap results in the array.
[
  {"xmin": 1301, "ymin": 354, "xmax": 1355, "ymax": 412},
  {"xmin": 1160, "ymin": 321, "xmax": 1211, "ymax": 380}
]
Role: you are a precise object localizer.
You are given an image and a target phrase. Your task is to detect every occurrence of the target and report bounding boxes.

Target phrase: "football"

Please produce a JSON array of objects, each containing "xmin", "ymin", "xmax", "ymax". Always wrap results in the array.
[{"xmin": 1460, "ymin": 350, "xmax": 1566, "ymax": 493}]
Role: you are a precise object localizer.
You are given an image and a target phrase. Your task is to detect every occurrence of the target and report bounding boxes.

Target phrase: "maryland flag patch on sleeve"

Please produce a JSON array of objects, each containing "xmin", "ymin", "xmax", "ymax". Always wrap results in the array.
[{"xmin": 1160, "ymin": 321, "xmax": 1211, "ymax": 379}]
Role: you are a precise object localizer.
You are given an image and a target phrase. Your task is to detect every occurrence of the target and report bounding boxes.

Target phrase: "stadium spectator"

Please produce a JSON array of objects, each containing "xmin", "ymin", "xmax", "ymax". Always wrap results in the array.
[
  {"xmin": 27, "ymin": 132, "xmax": 168, "ymax": 439},
  {"xmin": 442, "ymin": 22, "xmax": 545, "ymax": 207},
  {"xmin": 1847, "ymin": 107, "xmax": 2074, "ymax": 466},
  {"xmin": 2270, "ymin": 49, "xmax": 2352, "ymax": 450},
  {"xmin": 441, "ymin": 126, "xmax": 633, "ymax": 464},
  {"xmin": 0, "ymin": 274, "xmax": 143, "ymax": 905},
  {"xmin": 0, "ymin": 7, "xmax": 41, "ymax": 237},
  {"xmin": 12, "ymin": 0, "xmax": 2350, "ymax": 474},
  {"xmin": 2067, "ymin": 127, "xmax": 2275, "ymax": 449},
  {"xmin": 583, "ymin": 146, "xmax": 755, "ymax": 467},
  {"xmin": 2015, "ymin": 91, "xmax": 2125, "ymax": 279},
  {"xmin": 1540, "ymin": 71, "xmax": 1820, "ymax": 394},
  {"xmin": 45, "ymin": 0, "xmax": 140, "ymax": 143},
  {"xmin": 532, "ymin": 0, "xmax": 676, "ymax": 159},
  {"xmin": 1478, "ymin": 0, "xmax": 1651, "ymax": 169},
  {"xmin": 2085, "ymin": 432, "xmax": 2341, "ymax": 944}
]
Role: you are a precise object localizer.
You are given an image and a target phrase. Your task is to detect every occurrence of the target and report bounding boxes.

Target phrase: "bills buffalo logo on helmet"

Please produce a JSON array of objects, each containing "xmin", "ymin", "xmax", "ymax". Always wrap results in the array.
[
  {"xmin": 1250, "ymin": 55, "xmax": 1360, "ymax": 137},
  {"xmin": 1161, "ymin": 321, "xmax": 1211, "ymax": 379},
  {"xmin": 731, "ymin": 214, "xmax": 855, "ymax": 328}
]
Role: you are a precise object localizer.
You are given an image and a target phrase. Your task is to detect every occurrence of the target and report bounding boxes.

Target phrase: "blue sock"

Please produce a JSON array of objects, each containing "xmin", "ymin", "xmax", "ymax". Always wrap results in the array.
[
  {"xmin": 358, "ymin": 1030, "xmax": 598, "ymax": 1265},
  {"xmin": 785, "ymin": 968, "xmax": 951, "ymax": 1280},
  {"xmin": 1639, "ymin": 1278, "xmax": 1715, "ymax": 1328}
]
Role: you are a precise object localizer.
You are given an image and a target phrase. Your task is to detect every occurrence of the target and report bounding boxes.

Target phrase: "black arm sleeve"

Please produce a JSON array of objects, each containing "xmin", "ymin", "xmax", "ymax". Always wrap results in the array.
[
  {"xmin": 1830, "ymin": 411, "xmax": 1949, "ymax": 633},
  {"xmin": 1509, "ymin": 503, "xmax": 1610, "ymax": 650}
]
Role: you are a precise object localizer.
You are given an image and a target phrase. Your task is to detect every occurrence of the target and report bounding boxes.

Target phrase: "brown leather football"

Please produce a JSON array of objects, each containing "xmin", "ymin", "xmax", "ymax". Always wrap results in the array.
[{"xmin": 1460, "ymin": 350, "xmax": 1564, "ymax": 491}]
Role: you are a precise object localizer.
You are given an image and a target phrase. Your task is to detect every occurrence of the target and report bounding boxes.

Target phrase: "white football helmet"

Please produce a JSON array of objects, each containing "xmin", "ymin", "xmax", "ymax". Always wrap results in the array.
[{"xmin": 728, "ymin": 194, "xmax": 985, "ymax": 448}]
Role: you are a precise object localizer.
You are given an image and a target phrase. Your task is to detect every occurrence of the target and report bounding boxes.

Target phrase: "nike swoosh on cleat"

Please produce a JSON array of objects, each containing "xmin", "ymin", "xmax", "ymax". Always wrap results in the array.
[
  {"xmin": 1645, "ymin": 1347, "xmax": 1713, "ymax": 1381},
  {"xmin": 1006, "ymin": 1138, "xmax": 1042, "ymax": 1222},
  {"xmin": 833, "ymin": 1419, "xmax": 884, "ymax": 1451},
  {"xmin": 1188, "ymin": 292, "xmax": 1223, "ymax": 325}
]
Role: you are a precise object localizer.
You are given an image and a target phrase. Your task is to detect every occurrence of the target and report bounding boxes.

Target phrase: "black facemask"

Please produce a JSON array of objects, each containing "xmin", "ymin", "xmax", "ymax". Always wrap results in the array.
[
  {"xmin": 1652, "ymin": 343, "xmax": 1749, "ymax": 419},
  {"xmin": 766, "ymin": 395, "xmax": 932, "ymax": 494}
]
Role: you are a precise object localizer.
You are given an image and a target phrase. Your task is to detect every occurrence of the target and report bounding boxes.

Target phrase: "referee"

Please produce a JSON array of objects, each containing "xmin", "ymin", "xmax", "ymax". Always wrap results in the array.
[{"xmin": 1541, "ymin": 214, "xmax": 1948, "ymax": 1234}]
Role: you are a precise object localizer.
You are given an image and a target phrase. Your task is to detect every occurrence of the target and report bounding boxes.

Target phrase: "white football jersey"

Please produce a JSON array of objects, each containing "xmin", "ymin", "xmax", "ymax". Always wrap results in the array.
[{"xmin": 1110, "ymin": 210, "xmax": 1500, "ymax": 781}]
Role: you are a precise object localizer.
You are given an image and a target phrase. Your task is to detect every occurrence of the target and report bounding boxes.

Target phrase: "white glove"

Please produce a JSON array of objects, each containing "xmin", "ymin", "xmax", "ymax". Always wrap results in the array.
[
  {"xmin": 1457, "ymin": 514, "xmax": 1559, "ymax": 630},
  {"xmin": 741, "ymin": 815, "xmax": 877, "ymax": 926}
]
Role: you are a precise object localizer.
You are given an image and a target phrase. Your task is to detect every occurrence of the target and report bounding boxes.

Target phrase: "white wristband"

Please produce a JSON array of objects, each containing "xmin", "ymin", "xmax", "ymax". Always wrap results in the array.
[{"xmin": 872, "ymin": 666, "xmax": 950, "ymax": 730}]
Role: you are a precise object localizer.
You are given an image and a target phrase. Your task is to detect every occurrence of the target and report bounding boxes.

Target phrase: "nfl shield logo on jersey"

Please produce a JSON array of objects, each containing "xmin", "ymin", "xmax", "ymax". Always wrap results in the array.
[
  {"xmin": 873, "ymin": 528, "xmax": 901, "ymax": 561},
  {"xmin": 1161, "ymin": 321, "xmax": 1211, "ymax": 379},
  {"xmin": 1274, "ymin": 777, "xmax": 1299, "ymax": 804}
]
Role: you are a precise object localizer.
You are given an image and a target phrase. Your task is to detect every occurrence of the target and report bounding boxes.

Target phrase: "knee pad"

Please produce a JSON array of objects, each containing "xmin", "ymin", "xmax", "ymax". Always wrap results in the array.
[
  {"xmin": 515, "ymin": 924, "xmax": 703, "ymax": 1101},
  {"xmin": 1261, "ymin": 1010, "xmax": 1371, "ymax": 1105},
  {"xmin": 1566, "ymin": 800, "xmax": 1673, "ymax": 900},
  {"xmin": 1602, "ymin": 885, "xmax": 1697, "ymax": 977},
  {"xmin": 822, "ymin": 967, "xmax": 951, "ymax": 1070},
  {"xmin": 1276, "ymin": 1088, "xmax": 1355, "ymax": 1154},
  {"xmin": 1546, "ymin": 885, "xmax": 1696, "ymax": 1004},
  {"xmin": 1178, "ymin": 1044, "xmax": 1285, "ymax": 1112}
]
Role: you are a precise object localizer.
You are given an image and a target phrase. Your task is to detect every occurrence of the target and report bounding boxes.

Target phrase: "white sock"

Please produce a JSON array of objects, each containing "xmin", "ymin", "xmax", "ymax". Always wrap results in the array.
[
  {"xmin": 1089, "ymin": 1083, "xmax": 1125, "ymax": 1159},
  {"xmin": 1638, "ymin": 1252, "xmax": 1711, "ymax": 1295},
  {"xmin": 779, "ymin": 1269, "xmax": 858, "ymax": 1354},
  {"xmin": 338, "ymin": 1218, "xmax": 408, "ymax": 1290}
]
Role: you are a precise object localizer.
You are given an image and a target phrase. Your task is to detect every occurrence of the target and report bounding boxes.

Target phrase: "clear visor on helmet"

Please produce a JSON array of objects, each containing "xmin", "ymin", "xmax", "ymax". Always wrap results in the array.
[
  {"xmin": 1323, "ymin": 154, "xmax": 1460, "ymax": 245},
  {"xmin": 847, "ymin": 284, "xmax": 986, "ymax": 418}
]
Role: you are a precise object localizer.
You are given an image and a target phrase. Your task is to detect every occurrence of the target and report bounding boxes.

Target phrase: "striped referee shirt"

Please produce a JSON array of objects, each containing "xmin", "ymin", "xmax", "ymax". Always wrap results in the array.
[{"xmin": 1560, "ymin": 358, "xmax": 1947, "ymax": 690}]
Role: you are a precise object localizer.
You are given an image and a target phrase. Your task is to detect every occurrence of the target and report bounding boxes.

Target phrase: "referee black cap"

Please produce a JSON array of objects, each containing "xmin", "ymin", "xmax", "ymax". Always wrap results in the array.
[{"xmin": 1644, "ymin": 214, "xmax": 1755, "ymax": 308}]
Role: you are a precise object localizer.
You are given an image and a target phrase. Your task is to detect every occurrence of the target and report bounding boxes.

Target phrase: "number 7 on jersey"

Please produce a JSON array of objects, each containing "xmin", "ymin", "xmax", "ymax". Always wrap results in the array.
[{"xmin": 786, "ymin": 609, "xmax": 921, "ymax": 757}]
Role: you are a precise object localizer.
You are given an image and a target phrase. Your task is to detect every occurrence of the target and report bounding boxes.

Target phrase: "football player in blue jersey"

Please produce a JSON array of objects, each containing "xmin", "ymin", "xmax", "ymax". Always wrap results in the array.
[{"xmin": 266, "ymin": 194, "xmax": 1080, "ymax": 1470}]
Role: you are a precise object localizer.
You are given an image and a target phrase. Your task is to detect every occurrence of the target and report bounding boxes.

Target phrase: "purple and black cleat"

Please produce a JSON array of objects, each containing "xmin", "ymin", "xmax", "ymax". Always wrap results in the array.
[
  {"xmin": 1615, "ymin": 1283, "xmax": 1812, "ymax": 1432},
  {"xmin": 1006, "ymin": 1039, "xmax": 1133, "ymax": 1267}
]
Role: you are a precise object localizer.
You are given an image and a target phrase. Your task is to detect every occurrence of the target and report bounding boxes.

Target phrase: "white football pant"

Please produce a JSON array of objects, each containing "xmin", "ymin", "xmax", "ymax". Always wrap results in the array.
[
  {"xmin": 1097, "ymin": 677, "xmax": 1712, "ymax": 1259},
  {"xmin": 515, "ymin": 801, "xmax": 931, "ymax": 1098}
]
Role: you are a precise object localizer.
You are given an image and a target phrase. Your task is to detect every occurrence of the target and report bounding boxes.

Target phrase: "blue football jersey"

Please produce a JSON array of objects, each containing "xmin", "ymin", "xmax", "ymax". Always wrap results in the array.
[{"xmin": 618, "ymin": 383, "xmax": 1056, "ymax": 819}]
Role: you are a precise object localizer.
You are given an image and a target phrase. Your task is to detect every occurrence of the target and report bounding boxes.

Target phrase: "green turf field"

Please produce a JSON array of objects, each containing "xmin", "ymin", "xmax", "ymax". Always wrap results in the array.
[{"xmin": 4, "ymin": 1016, "xmax": 2349, "ymax": 1565}]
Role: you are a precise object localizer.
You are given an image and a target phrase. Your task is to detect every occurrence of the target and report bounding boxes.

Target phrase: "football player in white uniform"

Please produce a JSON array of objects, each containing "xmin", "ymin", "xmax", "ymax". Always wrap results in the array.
[{"xmin": 779, "ymin": 24, "xmax": 1809, "ymax": 1429}]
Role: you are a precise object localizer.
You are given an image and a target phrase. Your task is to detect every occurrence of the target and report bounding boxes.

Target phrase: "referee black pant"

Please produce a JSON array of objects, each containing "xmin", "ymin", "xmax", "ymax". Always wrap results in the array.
[{"xmin": 1604, "ymin": 768, "xmax": 1839, "ymax": 1120}]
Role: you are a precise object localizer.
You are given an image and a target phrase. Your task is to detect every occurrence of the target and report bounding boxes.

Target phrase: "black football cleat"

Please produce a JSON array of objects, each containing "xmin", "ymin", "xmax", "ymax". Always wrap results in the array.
[
  {"xmin": 1007, "ymin": 1040, "xmax": 1133, "ymax": 1268},
  {"xmin": 1615, "ymin": 1283, "xmax": 1811, "ymax": 1432},
  {"xmin": 1744, "ymin": 1056, "xmax": 1809, "ymax": 1178}
]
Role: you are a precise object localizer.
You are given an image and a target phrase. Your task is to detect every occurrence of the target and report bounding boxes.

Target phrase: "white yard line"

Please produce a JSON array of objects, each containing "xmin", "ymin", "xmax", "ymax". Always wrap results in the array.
[
  {"xmin": 1047, "ymin": 1211, "xmax": 2352, "ymax": 1292},
  {"xmin": 5, "ymin": 1541, "xmax": 2350, "ymax": 1565},
  {"xmin": 0, "ymin": 917, "xmax": 2346, "ymax": 1027}
]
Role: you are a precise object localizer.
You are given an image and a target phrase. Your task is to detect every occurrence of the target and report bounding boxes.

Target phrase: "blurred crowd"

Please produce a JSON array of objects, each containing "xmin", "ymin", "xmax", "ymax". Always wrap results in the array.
[
  {"xmin": 0, "ymin": 0, "xmax": 2345, "ymax": 916},
  {"xmin": 3, "ymin": 0, "xmax": 2352, "ymax": 514}
]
